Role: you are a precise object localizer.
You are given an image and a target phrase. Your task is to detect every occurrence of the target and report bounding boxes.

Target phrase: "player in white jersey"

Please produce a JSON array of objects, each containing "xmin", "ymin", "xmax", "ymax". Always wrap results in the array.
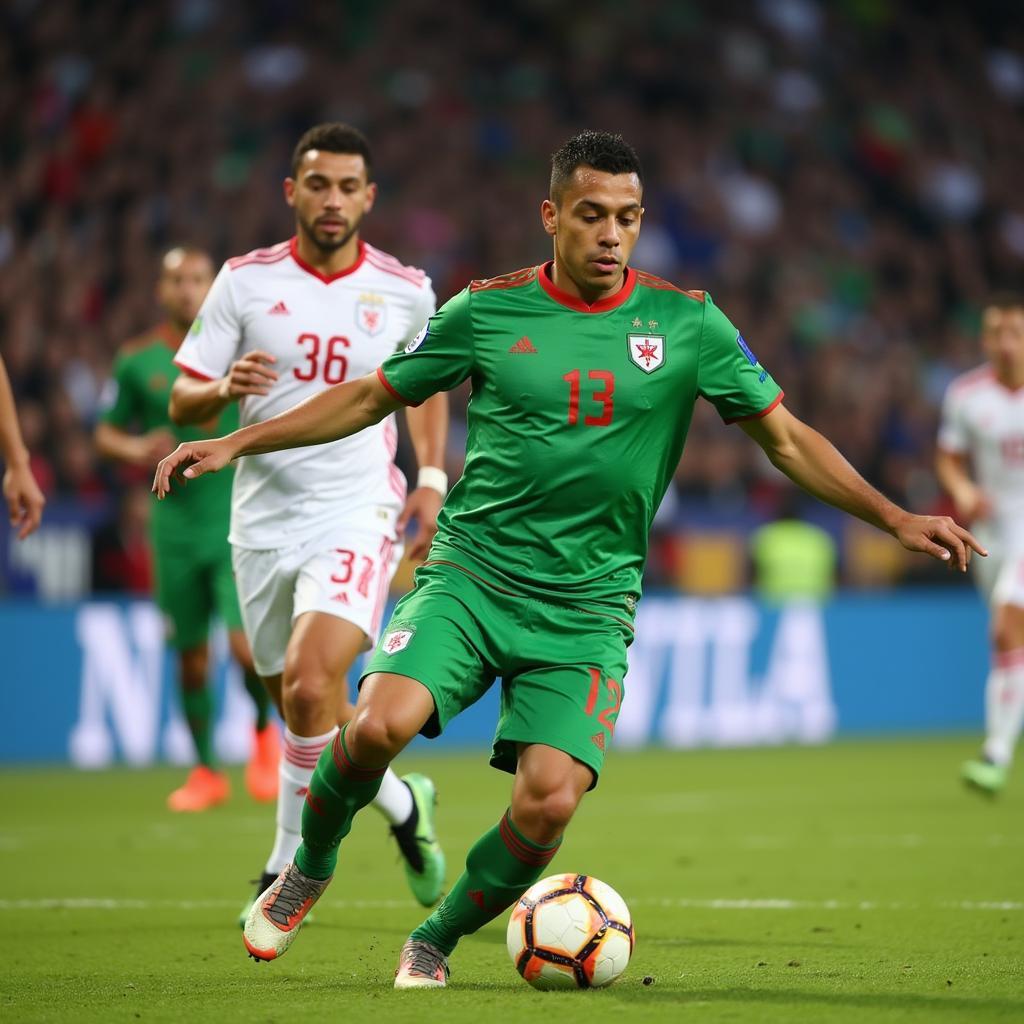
[
  {"xmin": 167, "ymin": 124, "xmax": 448, "ymax": 914},
  {"xmin": 937, "ymin": 295, "xmax": 1024, "ymax": 795}
]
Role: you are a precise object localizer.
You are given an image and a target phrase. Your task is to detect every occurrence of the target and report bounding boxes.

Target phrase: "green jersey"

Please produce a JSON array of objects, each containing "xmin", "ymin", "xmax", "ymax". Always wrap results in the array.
[
  {"xmin": 99, "ymin": 323, "xmax": 238, "ymax": 547},
  {"xmin": 378, "ymin": 263, "xmax": 782, "ymax": 607}
]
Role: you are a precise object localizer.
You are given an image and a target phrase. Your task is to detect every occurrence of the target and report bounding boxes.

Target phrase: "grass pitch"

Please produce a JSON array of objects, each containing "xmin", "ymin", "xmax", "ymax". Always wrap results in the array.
[{"xmin": 2, "ymin": 737, "xmax": 1023, "ymax": 1023}]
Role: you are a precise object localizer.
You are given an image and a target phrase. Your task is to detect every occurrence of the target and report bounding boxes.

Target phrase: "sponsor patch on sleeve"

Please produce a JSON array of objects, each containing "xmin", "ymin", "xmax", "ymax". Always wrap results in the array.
[
  {"xmin": 404, "ymin": 324, "xmax": 429, "ymax": 354},
  {"xmin": 736, "ymin": 333, "xmax": 758, "ymax": 366}
]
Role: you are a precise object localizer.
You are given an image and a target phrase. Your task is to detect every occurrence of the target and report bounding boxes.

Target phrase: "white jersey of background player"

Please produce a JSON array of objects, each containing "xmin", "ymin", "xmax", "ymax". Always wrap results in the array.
[
  {"xmin": 169, "ymin": 124, "xmax": 449, "ymax": 915},
  {"xmin": 937, "ymin": 295, "xmax": 1024, "ymax": 795}
]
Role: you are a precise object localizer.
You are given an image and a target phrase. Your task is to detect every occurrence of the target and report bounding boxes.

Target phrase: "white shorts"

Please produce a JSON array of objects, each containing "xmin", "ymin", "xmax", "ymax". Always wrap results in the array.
[
  {"xmin": 972, "ymin": 529, "xmax": 1024, "ymax": 610},
  {"xmin": 232, "ymin": 527, "xmax": 402, "ymax": 677}
]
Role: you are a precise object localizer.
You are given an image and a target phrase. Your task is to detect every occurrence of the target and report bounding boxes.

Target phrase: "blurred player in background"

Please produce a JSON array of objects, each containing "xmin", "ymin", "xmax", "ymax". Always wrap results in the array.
[
  {"xmin": 96, "ymin": 248, "xmax": 278, "ymax": 812},
  {"xmin": 937, "ymin": 295, "xmax": 1024, "ymax": 795},
  {"xmin": 0, "ymin": 354, "xmax": 45, "ymax": 539},
  {"xmin": 155, "ymin": 129, "xmax": 983, "ymax": 988},
  {"xmin": 167, "ymin": 124, "xmax": 449, "ymax": 920}
]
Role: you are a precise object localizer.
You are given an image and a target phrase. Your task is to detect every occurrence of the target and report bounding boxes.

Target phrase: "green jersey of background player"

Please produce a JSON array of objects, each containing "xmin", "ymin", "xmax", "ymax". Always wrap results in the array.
[
  {"xmin": 154, "ymin": 131, "xmax": 985, "ymax": 987},
  {"xmin": 96, "ymin": 247, "xmax": 277, "ymax": 813}
]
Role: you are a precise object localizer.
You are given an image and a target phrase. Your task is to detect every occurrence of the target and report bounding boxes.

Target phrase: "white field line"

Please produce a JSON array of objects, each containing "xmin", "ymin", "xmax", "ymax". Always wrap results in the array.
[{"xmin": 1, "ymin": 897, "xmax": 1020, "ymax": 912}]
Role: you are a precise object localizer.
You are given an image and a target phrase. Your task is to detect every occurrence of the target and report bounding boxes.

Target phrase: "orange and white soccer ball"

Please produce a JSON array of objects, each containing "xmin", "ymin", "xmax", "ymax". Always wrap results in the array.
[{"xmin": 506, "ymin": 873, "xmax": 635, "ymax": 990}]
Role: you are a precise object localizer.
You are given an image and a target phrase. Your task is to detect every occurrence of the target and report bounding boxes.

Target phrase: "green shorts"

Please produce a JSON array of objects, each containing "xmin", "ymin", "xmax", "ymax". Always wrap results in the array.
[
  {"xmin": 152, "ymin": 534, "xmax": 244, "ymax": 651},
  {"xmin": 361, "ymin": 560, "xmax": 634, "ymax": 785}
]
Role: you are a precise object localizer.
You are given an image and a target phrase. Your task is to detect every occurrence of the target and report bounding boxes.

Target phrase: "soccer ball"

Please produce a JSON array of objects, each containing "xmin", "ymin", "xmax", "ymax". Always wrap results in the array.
[{"xmin": 506, "ymin": 873, "xmax": 634, "ymax": 990}]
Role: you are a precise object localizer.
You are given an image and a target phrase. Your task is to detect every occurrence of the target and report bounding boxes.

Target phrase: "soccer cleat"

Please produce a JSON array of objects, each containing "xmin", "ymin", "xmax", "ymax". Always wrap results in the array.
[
  {"xmin": 167, "ymin": 766, "xmax": 230, "ymax": 812},
  {"xmin": 394, "ymin": 938, "xmax": 450, "ymax": 989},
  {"xmin": 243, "ymin": 863, "xmax": 331, "ymax": 961},
  {"xmin": 391, "ymin": 773, "xmax": 446, "ymax": 906},
  {"xmin": 245, "ymin": 724, "xmax": 280, "ymax": 803},
  {"xmin": 238, "ymin": 871, "xmax": 278, "ymax": 929},
  {"xmin": 961, "ymin": 758, "xmax": 1007, "ymax": 796}
]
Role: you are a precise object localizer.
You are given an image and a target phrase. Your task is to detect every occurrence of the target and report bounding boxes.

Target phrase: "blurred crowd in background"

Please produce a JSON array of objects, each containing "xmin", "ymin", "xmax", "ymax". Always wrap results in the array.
[{"xmin": 3, "ymin": 0, "xmax": 1022, "ymax": 595}]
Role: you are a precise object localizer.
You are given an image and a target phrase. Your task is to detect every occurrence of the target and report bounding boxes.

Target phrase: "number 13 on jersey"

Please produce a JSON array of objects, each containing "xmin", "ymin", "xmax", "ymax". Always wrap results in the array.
[{"xmin": 564, "ymin": 369, "xmax": 614, "ymax": 426}]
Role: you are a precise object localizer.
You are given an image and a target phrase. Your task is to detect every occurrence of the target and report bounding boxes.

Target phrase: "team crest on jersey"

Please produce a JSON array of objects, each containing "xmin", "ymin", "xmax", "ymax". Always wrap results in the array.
[
  {"xmin": 627, "ymin": 333, "xmax": 666, "ymax": 374},
  {"xmin": 356, "ymin": 296, "xmax": 387, "ymax": 336},
  {"xmin": 381, "ymin": 625, "xmax": 415, "ymax": 655}
]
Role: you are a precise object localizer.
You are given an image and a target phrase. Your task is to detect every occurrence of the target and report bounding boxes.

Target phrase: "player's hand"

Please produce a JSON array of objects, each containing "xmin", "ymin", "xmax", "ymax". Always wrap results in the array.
[
  {"xmin": 397, "ymin": 486, "xmax": 442, "ymax": 561},
  {"xmin": 152, "ymin": 437, "xmax": 237, "ymax": 499},
  {"xmin": 951, "ymin": 483, "xmax": 993, "ymax": 525},
  {"xmin": 3, "ymin": 461, "xmax": 45, "ymax": 540},
  {"xmin": 219, "ymin": 350, "xmax": 278, "ymax": 399},
  {"xmin": 138, "ymin": 428, "xmax": 177, "ymax": 466},
  {"xmin": 891, "ymin": 512, "xmax": 987, "ymax": 572}
]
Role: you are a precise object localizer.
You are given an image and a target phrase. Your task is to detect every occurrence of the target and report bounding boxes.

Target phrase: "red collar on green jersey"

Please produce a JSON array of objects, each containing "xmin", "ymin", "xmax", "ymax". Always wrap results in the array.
[
  {"xmin": 154, "ymin": 322, "xmax": 184, "ymax": 351},
  {"xmin": 537, "ymin": 260, "xmax": 637, "ymax": 313},
  {"xmin": 289, "ymin": 236, "xmax": 367, "ymax": 283}
]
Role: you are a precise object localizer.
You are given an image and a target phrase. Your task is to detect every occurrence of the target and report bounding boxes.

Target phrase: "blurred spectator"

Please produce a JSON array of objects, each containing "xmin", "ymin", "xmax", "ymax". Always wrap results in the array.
[
  {"xmin": 2, "ymin": 0, "xmax": 1021, "ymax": 591},
  {"xmin": 750, "ymin": 490, "xmax": 837, "ymax": 603},
  {"xmin": 91, "ymin": 484, "xmax": 152, "ymax": 594}
]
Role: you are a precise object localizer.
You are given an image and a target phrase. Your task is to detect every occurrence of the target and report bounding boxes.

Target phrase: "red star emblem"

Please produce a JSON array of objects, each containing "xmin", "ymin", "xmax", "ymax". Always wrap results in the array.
[{"xmin": 635, "ymin": 338, "xmax": 659, "ymax": 367}]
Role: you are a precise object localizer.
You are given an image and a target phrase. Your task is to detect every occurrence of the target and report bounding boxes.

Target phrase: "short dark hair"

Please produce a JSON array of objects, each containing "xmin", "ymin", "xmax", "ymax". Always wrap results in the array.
[
  {"xmin": 550, "ymin": 131, "xmax": 643, "ymax": 204},
  {"xmin": 291, "ymin": 123, "xmax": 373, "ymax": 178},
  {"xmin": 984, "ymin": 292, "xmax": 1024, "ymax": 313}
]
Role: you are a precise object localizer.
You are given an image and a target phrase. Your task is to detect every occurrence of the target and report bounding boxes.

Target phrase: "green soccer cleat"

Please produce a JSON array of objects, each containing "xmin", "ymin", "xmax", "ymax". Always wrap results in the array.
[
  {"xmin": 391, "ymin": 773, "xmax": 446, "ymax": 907},
  {"xmin": 961, "ymin": 758, "xmax": 1007, "ymax": 796}
]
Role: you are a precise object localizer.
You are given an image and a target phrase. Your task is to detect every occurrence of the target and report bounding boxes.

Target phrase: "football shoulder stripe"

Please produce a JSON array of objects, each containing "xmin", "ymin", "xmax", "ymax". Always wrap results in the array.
[
  {"xmin": 363, "ymin": 244, "xmax": 426, "ymax": 285},
  {"xmin": 635, "ymin": 269, "xmax": 705, "ymax": 302},
  {"xmin": 470, "ymin": 265, "xmax": 538, "ymax": 292},
  {"xmin": 227, "ymin": 240, "xmax": 291, "ymax": 270}
]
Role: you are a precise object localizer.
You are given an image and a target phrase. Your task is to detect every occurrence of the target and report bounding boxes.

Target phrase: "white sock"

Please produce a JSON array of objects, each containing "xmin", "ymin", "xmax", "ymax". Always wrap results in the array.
[
  {"xmin": 983, "ymin": 650, "xmax": 1024, "ymax": 766},
  {"xmin": 264, "ymin": 726, "xmax": 338, "ymax": 875},
  {"xmin": 371, "ymin": 767, "xmax": 413, "ymax": 826}
]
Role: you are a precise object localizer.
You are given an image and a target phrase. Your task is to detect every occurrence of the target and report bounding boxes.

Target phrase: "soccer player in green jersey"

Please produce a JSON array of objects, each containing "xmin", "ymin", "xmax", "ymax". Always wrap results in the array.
[
  {"xmin": 97, "ymin": 247, "xmax": 278, "ymax": 812},
  {"xmin": 154, "ymin": 131, "xmax": 985, "ymax": 985}
]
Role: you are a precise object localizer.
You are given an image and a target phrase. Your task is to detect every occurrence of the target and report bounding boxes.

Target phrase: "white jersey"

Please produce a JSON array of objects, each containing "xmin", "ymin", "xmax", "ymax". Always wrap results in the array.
[
  {"xmin": 938, "ymin": 364, "xmax": 1024, "ymax": 544},
  {"xmin": 174, "ymin": 237, "xmax": 435, "ymax": 549}
]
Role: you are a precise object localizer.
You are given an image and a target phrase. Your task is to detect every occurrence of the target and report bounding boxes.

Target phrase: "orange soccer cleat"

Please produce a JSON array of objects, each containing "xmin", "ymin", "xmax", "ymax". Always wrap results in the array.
[
  {"xmin": 167, "ymin": 765, "xmax": 231, "ymax": 812},
  {"xmin": 245, "ymin": 723, "xmax": 281, "ymax": 802}
]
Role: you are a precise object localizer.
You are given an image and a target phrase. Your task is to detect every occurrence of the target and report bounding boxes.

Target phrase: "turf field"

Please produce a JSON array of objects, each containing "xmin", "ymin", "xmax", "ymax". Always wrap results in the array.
[{"xmin": 2, "ymin": 737, "xmax": 1022, "ymax": 1023}]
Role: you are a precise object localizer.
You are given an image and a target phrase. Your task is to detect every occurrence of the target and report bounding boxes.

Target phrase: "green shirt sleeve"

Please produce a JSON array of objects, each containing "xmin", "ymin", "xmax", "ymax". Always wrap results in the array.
[
  {"xmin": 697, "ymin": 293, "xmax": 783, "ymax": 423},
  {"xmin": 97, "ymin": 354, "xmax": 141, "ymax": 428},
  {"xmin": 377, "ymin": 287, "xmax": 475, "ymax": 406}
]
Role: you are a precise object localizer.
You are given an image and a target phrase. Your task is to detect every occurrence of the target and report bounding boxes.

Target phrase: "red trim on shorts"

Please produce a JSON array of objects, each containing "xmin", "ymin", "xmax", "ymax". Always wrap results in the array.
[
  {"xmin": 371, "ymin": 536, "xmax": 394, "ymax": 638},
  {"xmin": 995, "ymin": 648, "xmax": 1024, "ymax": 670},
  {"xmin": 724, "ymin": 390, "xmax": 784, "ymax": 424}
]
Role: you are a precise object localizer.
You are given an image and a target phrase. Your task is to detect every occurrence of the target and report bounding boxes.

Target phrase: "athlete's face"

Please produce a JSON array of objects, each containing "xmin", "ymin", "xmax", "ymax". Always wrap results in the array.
[
  {"xmin": 982, "ymin": 305, "xmax": 1024, "ymax": 379},
  {"xmin": 541, "ymin": 168, "xmax": 643, "ymax": 298},
  {"xmin": 157, "ymin": 249, "xmax": 214, "ymax": 326},
  {"xmin": 285, "ymin": 150, "xmax": 377, "ymax": 252}
]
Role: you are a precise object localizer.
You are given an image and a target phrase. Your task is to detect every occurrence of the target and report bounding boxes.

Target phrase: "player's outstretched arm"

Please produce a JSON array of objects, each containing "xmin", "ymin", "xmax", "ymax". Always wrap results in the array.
[
  {"xmin": 740, "ymin": 403, "xmax": 987, "ymax": 571},
  {"xmin": 153, "ymin": 371, "xmax": 402, "ymax": 498},
  {"xmin": 0, "ymin": 355, "xmax": 45, "ymax": 539}
]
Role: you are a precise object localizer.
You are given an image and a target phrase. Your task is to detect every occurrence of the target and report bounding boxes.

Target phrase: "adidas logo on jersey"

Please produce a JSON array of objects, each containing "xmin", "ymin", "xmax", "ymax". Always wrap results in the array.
[
  {"xmin": 267, "ymin": 301, "xmax": 290, "ymax": 315},
  {"xmin": 508, "ymin": 336, "xmax": 537, "ymax": 354}
]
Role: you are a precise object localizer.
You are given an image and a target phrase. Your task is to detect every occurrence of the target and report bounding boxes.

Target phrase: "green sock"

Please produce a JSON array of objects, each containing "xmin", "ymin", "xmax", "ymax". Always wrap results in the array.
[
  {"xmin": 411, "ymin": 810, "xmax": 561, "ymax": 956},
  {"xmin": 180, "ymin": 687, "xmax": 215, "ymax": 768},
  {"xmin": 242, "ymin": 670, "xmax": 271, "ymax": 730},
  {"xmin": 294, "ymin": 724, "xmax": 386, "ymax": 880}
]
